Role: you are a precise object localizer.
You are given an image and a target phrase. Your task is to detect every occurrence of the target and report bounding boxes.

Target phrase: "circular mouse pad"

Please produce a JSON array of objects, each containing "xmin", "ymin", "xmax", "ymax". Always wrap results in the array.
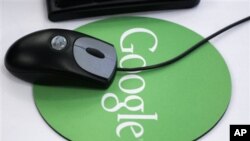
[{"xmin": 34, "ymin": 16, "xmax": 231, "ymax": 141}]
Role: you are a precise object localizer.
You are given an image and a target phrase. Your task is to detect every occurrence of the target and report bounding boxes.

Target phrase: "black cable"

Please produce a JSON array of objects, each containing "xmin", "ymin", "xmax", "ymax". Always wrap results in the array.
[{"xmin": 117, "ymin": 16, "xmax": 250, "ymax": 72}]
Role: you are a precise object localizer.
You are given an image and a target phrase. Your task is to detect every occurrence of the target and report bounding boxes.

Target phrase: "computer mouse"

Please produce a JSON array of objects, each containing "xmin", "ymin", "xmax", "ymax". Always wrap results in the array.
[{"xmin": 4, "ymin": 29, "xmax": 117, "ymax": 88}]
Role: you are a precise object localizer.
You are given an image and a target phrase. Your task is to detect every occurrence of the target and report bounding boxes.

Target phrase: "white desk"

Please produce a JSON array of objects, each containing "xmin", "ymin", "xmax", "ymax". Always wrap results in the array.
[{"xmin": 0, "ymin": 0, "xmax": 249, "ymax": 140}]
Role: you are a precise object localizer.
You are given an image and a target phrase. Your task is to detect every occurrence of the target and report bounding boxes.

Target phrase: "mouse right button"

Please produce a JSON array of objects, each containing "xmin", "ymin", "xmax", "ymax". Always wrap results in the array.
[{"xmin": 73, "ymin": 37, "xmax": 117, "ymax": 81}]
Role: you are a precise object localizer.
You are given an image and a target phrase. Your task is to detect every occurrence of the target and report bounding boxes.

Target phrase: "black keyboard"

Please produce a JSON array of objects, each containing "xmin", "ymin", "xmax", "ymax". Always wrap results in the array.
[{"xmin": 47, "ymin": 0, "xmax": 200, "ymax": 21}]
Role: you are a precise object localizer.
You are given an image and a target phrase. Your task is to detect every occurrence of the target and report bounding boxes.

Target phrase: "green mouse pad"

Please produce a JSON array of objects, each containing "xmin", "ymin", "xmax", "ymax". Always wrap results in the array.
[{"xmin": 33, "ymin": 17, "xmax": 231, "ymax": 141}]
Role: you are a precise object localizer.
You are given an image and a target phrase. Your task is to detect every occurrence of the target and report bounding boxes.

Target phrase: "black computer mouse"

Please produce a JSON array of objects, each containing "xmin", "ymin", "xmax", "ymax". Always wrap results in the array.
[{"xmin": 4, "ymin": 29, "xmax": 117, "ymax": 88}]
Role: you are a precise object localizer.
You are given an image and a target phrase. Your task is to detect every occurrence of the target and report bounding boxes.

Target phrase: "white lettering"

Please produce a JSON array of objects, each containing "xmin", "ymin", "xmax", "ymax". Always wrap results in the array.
[
  {"xmin": 101, "ymin": 93, "xmax": 122, "ymax": 112},
  {"xmin": 116, "ymin": 121, "xmax": 144, "ymax": 138},
  {"xmin": 101, "ymin": 93, "xmax": 144, "ymax": 112},
  {"xmin": 120, "ymin": 28, "xmax": 158, "ymax": 53},
  {"xmin": 119, "ymin": 74, "xmax": 145, "ymax": 94},
  {"xmin": 234, "ymin": 129, "xmax": 241, "ymax": 136},
  {"xmin": 119, "ymin": 54, "xmax": 146, "ymax": 74},
  {"xmin": 241, "ymin": 129, "xmax": 247, "ymax": 136},
  {"xmin": 117, "ymin": 113, "xmax": 158, "ymax": 121},
  {"xmin": 101, "ymin": 27, "xmax": 159, "ymax": 139}
]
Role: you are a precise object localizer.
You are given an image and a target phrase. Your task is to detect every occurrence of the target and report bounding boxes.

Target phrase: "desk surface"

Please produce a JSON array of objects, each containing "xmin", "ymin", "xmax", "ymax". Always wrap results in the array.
[{"xmin": 0, "ymin": 0, "xmax": 249, "ymax": 140}]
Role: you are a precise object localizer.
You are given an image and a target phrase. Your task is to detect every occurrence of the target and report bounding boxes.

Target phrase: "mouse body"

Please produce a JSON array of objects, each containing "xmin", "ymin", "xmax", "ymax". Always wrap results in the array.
[{"xmin": 5, "ymin": 29, "xmax": 117, "ymax": 88}]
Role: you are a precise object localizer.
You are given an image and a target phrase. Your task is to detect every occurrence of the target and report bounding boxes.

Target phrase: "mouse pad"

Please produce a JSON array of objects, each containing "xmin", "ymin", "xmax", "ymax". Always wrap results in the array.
[{"xmin": 33, "ymin": 17, "xmax": 231, "ymax": 141}]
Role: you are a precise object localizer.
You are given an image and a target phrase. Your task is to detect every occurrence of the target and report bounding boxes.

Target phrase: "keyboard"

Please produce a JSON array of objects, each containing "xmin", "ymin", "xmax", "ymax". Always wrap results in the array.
[{"xmin": 47, "ymin": 0, "xmax": 200, "ymax": 21}]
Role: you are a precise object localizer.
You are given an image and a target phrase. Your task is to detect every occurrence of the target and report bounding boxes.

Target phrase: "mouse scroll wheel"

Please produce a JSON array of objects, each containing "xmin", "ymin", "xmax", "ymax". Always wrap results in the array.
[{"xmin": 86, "ymin": 47, "xmax": 105, "ymax": 59}]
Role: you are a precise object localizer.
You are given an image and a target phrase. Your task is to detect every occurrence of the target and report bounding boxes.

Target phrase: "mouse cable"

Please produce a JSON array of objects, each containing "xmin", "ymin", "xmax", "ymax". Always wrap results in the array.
[{"xmin": 117, "ymin": 16, "xmax": 250, "ymax": 72}]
